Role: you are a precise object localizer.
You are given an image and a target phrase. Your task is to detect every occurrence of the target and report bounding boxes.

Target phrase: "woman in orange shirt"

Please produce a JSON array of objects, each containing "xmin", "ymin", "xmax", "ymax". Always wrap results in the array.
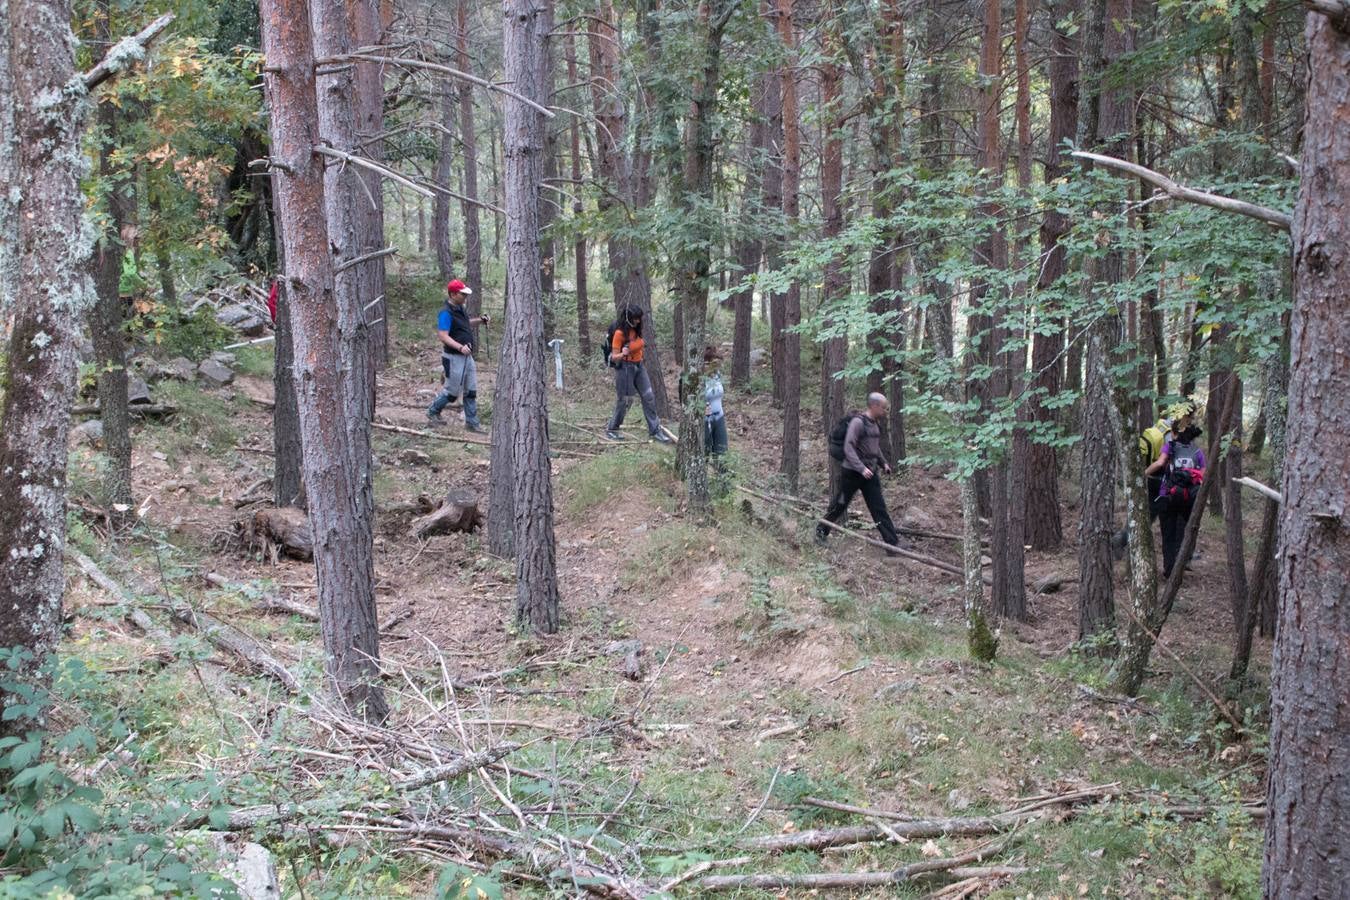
[{"xmin": 606, "ymin": 305, "xmax": 674, "ymax": 443}]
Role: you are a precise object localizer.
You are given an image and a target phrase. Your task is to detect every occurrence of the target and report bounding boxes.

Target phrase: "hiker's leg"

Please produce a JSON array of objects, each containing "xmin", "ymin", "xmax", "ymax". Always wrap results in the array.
[
  {"xmin": 634, "ymin": 365, "xmax": 661, "ymax": 435},
  {"xmin": 705, "ymin": 415, "xmax": 727, "ymax": 455},
  {"xmin": 428, "ymin": 357, "xmax": 459, "ymax": 415},
  {"xmin": 1160, "ymin": 507, "xmax": 1182, "ymax": 576},
  {"xmin": 818, "ymin": 470, "xmax": 861, "ymax": 540},
  {"xmin": 859, "ymin": 475, "xmax": 900, "ymax": 547},
  {"xmin": 608, "ymin": 365, "xmax": 636, "ymax": 430},
  {"xmin": 462, "ymin": 357, "xmax": 481, "ymax": 428}
]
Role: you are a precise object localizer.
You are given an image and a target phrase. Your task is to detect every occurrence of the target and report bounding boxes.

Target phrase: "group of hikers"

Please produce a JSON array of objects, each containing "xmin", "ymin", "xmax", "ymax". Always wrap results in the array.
[{"xmin": 423, "ymin": 281, "xmax": 1207, "ymax": 579}]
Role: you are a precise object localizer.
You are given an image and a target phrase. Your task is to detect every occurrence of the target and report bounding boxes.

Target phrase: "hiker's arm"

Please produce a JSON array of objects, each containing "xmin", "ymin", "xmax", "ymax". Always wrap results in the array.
[
  {"xmin": 843, "ymin": 418, "xmax": 867, "ymax": 475},
  {"xmin": 470, "ymin": 314, "xmax": 490, "ymax": 325},
  {"xmin": 1145, "ymin": 451, "xmax": 1168, "ymax": 477},
  {"xmin": 438, "ymin": 328, "xmax": 470, "ymax": 354}
]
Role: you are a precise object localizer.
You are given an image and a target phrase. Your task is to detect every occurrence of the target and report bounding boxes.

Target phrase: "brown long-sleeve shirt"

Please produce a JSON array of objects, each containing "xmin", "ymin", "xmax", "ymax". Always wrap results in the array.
[{"xmin": 842, "ymin": 414, "xmax": 886, "ymax": 475}]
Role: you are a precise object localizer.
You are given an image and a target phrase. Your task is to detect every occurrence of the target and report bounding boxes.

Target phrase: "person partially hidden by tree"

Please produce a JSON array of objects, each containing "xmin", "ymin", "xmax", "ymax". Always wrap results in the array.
[
  {"xmin": 1112, "ymin": 399, "xmax": 1192, "ymax": 557},
  {"xmin": 427, "ymin": 279, "xmax": 489, "ymax": 433},
  {"xmin": 604, "ymin": 305, "xmax": 674, "ymax": 444},
  {"xmin": 1146, "ymin": 404, "xmax": 1206, "ymax": 579},
  {"xmin": 703, "ymin": 345, "xmax": 729, "ymax": 493},
  {"xmin": 816, "ymin": 393, "xmax": 902, "ymax": 552}
]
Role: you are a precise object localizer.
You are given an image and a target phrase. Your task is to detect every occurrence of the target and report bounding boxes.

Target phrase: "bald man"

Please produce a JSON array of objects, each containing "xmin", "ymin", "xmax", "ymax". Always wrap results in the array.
[{"xmin": 817, "ymin": 393, "xmax": 901, "ymax": 550}]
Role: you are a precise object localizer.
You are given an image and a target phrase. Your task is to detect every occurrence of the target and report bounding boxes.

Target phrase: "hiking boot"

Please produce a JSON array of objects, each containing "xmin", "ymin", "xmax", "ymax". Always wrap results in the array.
[
  {"xmin": 651, "ymin": 431, "xmax": 675, "ymax": 445},
  {"xmin": 465, "ymin": 423, "xmax": 487, "ymax": 435},
  {"xmin": 814, "ymin": 529, "xmax": 828, "ymax": 546},
  {"xmin": 426, "ymin": 411, "xmax": 445, "ymax": 428},
  {"xmin": 605, "ymin": 430, "xmax": 626, "ymax": 441}
]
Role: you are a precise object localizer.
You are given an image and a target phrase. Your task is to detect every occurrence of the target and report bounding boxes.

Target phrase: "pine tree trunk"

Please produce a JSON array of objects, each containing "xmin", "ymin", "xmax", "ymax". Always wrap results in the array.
[
  {"xmin": 268, "ymin": 166, "xmax": 305, "ymax": 508},
  {"xmin": 433, "ymin": 84, "xmax": 456, "ymax": 282},
  {"xmin": 503, "ymin": 0, "xmax": 561, "ymax": 634},
  {"xmin": 0, "ymin": 0, "xmax": 92, "ymax": 728},
  {"xmin": 457, "ymin": 0, "xmax": 484, "ymax": 344},
  {"xmin": 353, "ymin": 0, "xmax": 389, "ymax": 367},
  {"xmin": 262, "ymin": 0, "xmax": 387, "ymax": 721},
  {"xmin": 729, "ymin": 70, "xmax": 770, "ymax": 388},
  {"xmin": 1263, "ymin": 15, "xmax": 1350, "ymax": 890},
  {"xmin": 564, "ymin": 32, "xmax": 590, "ymax": 358},
  {"xmin": 1026, "ymin": 0, "xmax": 1078, "ymax": 551},
  {"xmin": 819, "ymin": 53, "xmax": 847, "ymax": 436},
  {"xmin": 91, "ymin": 55, "xmax": 134, "ymax": 520},
  {"xmin": 777, "ymin": 0, "xmax": 802, "ymax": 492},
  {"xmin": 539, "ymin": 21, "xmax": 558, "ymax": 344},
  {"xmin": 0, "ymin": 0, "xmax": 16, "ymax": 315}
]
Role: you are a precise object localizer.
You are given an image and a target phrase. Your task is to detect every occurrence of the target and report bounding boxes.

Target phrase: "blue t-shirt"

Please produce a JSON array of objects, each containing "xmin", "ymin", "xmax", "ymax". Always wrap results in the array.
[{"xmin": 437, "ymin": 302, "xmax": 473, "ymax": 349}]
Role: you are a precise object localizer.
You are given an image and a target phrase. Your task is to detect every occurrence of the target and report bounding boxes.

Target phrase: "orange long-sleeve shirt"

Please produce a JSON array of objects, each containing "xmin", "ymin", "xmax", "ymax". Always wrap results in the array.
[{"xmin": 611, "ymin": 328, "xmax": 644, "ymax": 363}]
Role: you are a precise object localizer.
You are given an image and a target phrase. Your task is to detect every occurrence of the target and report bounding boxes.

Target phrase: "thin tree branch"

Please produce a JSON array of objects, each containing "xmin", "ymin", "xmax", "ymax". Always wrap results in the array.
[
  {"xmin": 82, "ymin": 12, "xmax": 175, "ymax": 89},
  {"xmin": 312, "ymin": 145, "xmax": 434, "ymax": 199},
  {"xmin": 316, "ymin": 52, "xmax": 556, "ymax": 118},
  {"xmin": 336, "ymin": 246, "xmax": 399, "ymax": 274},
  {"xmin": 1071, "ymin": 150, "xmax": 1292, "ymax": 231}
]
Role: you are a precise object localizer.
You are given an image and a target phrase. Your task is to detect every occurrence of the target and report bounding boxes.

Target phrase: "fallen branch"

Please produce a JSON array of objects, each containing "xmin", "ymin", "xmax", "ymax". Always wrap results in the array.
[
  {"xmin": 1233, "ymin": 476, "xmax": 1282, "ymax": 504},
  {"xmin": 802, "ymin": 796, "xmax": 921, "ymax": 823},
  {"xmin": 372, "ymin": 419, "xmax": 490, "ymax": 447},
  {"xmin": 69, "ymin": 548, "xmax": 175, "ymax": 645},
  {"xmin": 204, "ymin": 573, "xmax": 319, "ymax": 621},
  {"xmin": 72, "ymin": 403, "xmax": 176, "ymax": 418},
  {"xmin": 703, "ymin": 830, "xmax": 1027, "ymax": 891},
  {"xmin": 172, "ymin": 606, "xmax": 302, "ymax": 693},
  {"xmin": 1071, "ymin": 150, "xmax": 1292, "ymax": 231},
  {"xmin": 336, "ymin": 245, "xmax": 398, "ymax": 274},
  {"xmin": 737, "ymin": 485, "xmax": 986, "ymax": 584},
  {"xmin": 391, "ymin": 744, "xmax": 521, "ymax": 791},
  {"xmin": 737, "ymin": 815, "xmax": 1024, "ymax": 854}
]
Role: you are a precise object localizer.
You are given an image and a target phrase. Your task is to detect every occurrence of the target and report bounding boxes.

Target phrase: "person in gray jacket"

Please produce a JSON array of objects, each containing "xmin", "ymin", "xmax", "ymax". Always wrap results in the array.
[{"xmin": 816, "ymin": 393, "xmax": 901, "ymax": 549}]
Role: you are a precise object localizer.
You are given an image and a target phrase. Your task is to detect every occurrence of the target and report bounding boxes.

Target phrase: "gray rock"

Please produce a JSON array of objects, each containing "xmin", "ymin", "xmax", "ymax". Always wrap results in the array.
[
  {"xmin": 157, "ymin": 357, "xmax": 197, "ymax": 381},
  {"xmin": 400, "ymin": 448, "xmax": 431, "ymax": 466},
  {"xmin": 748, "ymin": 347, "xmax": 768, "ymax": 367},
  {"xmin": 900, "ymin": 505, "xmax": 940, "ymax": 532},
  {"xmin": 209, "ymin": 351, "xmax": 237, "ymax": 366},
  {"xmin": 946, "ymin": 788, "xmax": 973, "ymax": 812},
  {"xmin": 204, "ymin": 834, "xmax": 280, "ymax": 900},
  {"xmin": 604, "ymin": 639, "xmax": 643, "ymax": 656},
  {"xmin": 198, "ymin": 358, "xmax": 235, "ymax": 386},
  {"xmin": 70, "ymin": 419, "xmax": 104, "ymax": 447},
  {"xmin": 210, "ymin": 310, "xmax": 264, "ymax": 337},
  {"xmin": 127, "ymin": 374, "xmax": 152, "ymax": 405}
]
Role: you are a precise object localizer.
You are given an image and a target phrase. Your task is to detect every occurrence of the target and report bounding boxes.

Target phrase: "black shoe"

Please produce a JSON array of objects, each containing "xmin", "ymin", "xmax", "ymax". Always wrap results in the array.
[
  {"xmin": 814, "ymin": 530, "xmax": 828, "ymax": 546},
  {"xmin": 426, "ymin": 412, "xmax": 445, "ymax": 428},
  {"xmin": 466, "ymin": 423, "xmax": 486, "ymax": 435},
  {"xmin": 651, "ymin": 431, "xmax": 675, "ymax": 445},
  {"xmin": 605, "ymin": 430, "xmax": 625, "ymax": 441}
]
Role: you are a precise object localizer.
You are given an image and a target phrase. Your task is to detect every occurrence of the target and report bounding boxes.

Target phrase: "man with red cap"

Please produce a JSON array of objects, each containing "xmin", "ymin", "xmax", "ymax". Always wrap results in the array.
[{"xmin": 427, "ymin": 279, "xmax": 490, "ymax": 433}]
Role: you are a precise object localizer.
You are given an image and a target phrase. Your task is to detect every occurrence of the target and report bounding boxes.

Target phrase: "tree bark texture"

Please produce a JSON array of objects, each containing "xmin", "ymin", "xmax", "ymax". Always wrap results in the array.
[
  {"xmin": 433, "ymin": 83, "xmax": 456, "ymax": 282},
  {"xmin": 818, "ymin": 53, "xmax": 847, "ymax": 436},
  {"xmin": 261, "ymin": 0, "xmax": 387, "ymax": 721},
  {"xmin": 776, "ymin": 0, "xmax": 801, "ymax": 492},
  {"xmin": 352, "ymin": 0, "xmax": 389, "ymax": 367},
  {"xmin": 564, "ymin": 32, "xmax": 590, "ymax": 358},
  {"xmin": 503, "ymin": 0, "xmax": 560, "ymax": 633},
  {"xmin": 269, "ymin": 175, "xmax": 305, "ymax": 508},
  {"xmin": 0, "ymin": 0, "xmax": 94, "ymax": 725},
  {"xmin": 729, "ymin": 69, "xmax": 772, "ymax": 388},
  {"xmin": 1027, "ymin": 1, "xmax": 1078, "ymax": 553},
  {"xmin": 91, "ymin": 60, "xmax": 134, "ymax": 519},
  {"xmin": 1263, "ymin": 13, "xmax": 1350, "ymax": 894},
  {"xmin": 457, "ymin": 0, "xmax": 484, "ymax": 344},
  {"xmin": 0, "ymin": 0, "xmax": 16, "ymax": 322}
]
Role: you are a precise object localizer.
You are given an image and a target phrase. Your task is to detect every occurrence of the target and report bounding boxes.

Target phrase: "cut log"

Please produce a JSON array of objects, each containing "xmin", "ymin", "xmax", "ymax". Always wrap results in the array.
[
  {"xmin": 409, "ymin": 488, "xmax": 481, "ymax": 540},
  {"xmin": 244, "ymin": 507, "xmax": 314, "ymax": 561},
  {"xmin": 172, "ymin": 605, "xmax": 301, "ymax": 693},
  {"xmin": 204, "ymin": 573, "xmax": 319, "ymax": 621}
]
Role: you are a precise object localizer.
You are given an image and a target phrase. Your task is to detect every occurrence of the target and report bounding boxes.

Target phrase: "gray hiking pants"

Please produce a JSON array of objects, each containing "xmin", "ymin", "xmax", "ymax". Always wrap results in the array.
[{"xmin": 607, "ymin": 362, "xmax": 661, "ymax": 436}]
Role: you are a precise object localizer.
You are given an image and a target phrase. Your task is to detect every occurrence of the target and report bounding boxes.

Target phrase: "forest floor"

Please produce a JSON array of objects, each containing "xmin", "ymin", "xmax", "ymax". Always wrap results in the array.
[{"xmin": 57, "ymin": 280, "xmax": 1270, "ymax": 899}]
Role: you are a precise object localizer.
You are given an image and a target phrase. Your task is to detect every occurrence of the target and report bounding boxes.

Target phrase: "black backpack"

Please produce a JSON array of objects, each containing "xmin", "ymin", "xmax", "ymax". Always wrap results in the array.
[
  {"xmin": 602, "ymin": 323, "xmax": 621, "ymax": 368},
  {"xmin": 828, "ymin": 411, "xmax": 865, "ymax": 462},
  {"xmin": 1159, "ymin": 440, "xmax": 1204, "ymax": 506}
]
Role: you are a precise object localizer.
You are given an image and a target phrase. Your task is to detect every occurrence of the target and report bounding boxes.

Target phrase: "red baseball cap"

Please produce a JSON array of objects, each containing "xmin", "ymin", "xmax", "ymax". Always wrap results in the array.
[{"xmin": 446, "ymin": 279, "xmax": 473, "ymax": 295}]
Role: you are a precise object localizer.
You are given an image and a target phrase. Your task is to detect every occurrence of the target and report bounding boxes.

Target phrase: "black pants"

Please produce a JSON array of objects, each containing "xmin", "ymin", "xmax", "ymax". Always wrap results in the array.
[
  {"xmin": 1158, "ymin": 498, "xmax": 1194, "ymax": 577},
  {"xmin": 817, "ymin": 468, "xmax": 899, "ymax": 547}
]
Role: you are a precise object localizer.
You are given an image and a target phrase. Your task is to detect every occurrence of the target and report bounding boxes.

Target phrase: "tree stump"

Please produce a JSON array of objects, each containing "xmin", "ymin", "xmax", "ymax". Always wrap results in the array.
[
  {"xmin": 409, "ymin": 489, "xmax": 481, "ymax": 540},
  {"xmin": 244, "ymin": 507, "xmax": 314, "ymax": 561}
]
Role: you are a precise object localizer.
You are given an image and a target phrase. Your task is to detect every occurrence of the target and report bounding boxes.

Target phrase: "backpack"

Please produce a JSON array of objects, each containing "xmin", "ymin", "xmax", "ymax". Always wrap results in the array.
[
  {"xmin": 1139, "ymin": 422, "xmax": 1167, "ymax": 468},
  {"xmin": 828, "ymin": 411, "xmax": 865, "ymax": 462},
  {"xmin": 1160, "ymin": 440, "xmax": 1204, "ymax": 505},
  {"xmin": 602, "ymin": 323, "xmax": 622, "ymax": 368}
]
